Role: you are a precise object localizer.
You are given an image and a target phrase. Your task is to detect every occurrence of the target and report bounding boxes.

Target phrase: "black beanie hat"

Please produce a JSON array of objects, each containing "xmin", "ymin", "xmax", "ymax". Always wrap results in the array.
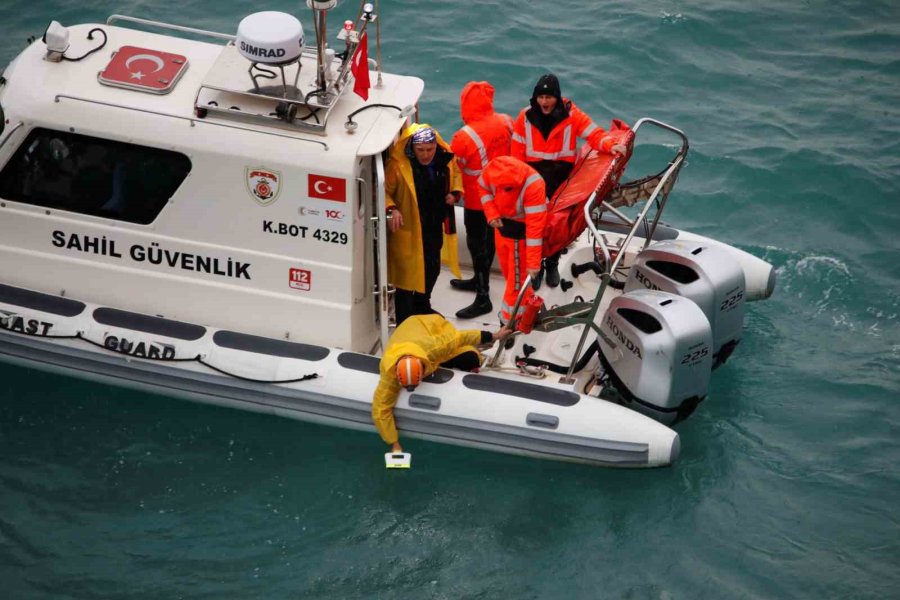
[{"xmin": 532, "ymin": 73, "xmax": 562, "ymax": 101}]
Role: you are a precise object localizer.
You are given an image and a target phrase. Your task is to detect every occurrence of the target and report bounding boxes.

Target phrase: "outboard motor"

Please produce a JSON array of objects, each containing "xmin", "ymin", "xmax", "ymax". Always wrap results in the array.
[
  {"xmin": 625, "ymin": 240, "xmax": 745, "ymax": 368},
  {"xmin": 598, "ymin": 289, "xmax": 712, "ymax": 424}
]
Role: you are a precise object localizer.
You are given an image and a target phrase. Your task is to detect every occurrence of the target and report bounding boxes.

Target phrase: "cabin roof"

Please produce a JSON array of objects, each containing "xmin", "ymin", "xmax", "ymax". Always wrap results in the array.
[{"xmin": 2, "ymin": 22, "xmax": 423, "ymax": 159}]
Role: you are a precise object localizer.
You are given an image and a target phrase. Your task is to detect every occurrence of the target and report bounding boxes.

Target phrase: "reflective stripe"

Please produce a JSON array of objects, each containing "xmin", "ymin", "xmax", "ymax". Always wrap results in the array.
[
  {"xmin": 583, "ymin": 122, "xmax": 598, "ymax": 136},
  {"xmin": 512, "ymin": 132, "xmax": 526, "ymax": 143},
  {"xmin": 463, "ymin": 168, "xmax": 482, "ymax": 176},
  {"xmin": 500, "ymin": 300, "xmax": 513, "ymax": 321},
  {"xmin": 560, "ymin": 125, "xmax": 574, "ymax": 158},
  {"xmin": 517, "ymin": 173, "xmax": 545, "ymax": 216},
  {"xmin": 462, "ymin": 125, "xmax": 490, "ymax": 170},
  {"xmin": 479, "ymin": 174, "xmax": 495, "ymax": 208},
  {"xmin": 523, "ymin": 173, "xmax": 543, "ymax": 188},
  {"xmin": 513, "ymin": 244, "xmax": 521, "ymax": 291},
  {"xmin": 523, "ymin": 121, "xmax": 577, "ymax": 161},
  {"xmin": 526, "ymin": 238, "xmax": 542, "ymax": 247},
  {"xmin": 524, "ymin": 204, "xmax": 546, "ymax": 214}
]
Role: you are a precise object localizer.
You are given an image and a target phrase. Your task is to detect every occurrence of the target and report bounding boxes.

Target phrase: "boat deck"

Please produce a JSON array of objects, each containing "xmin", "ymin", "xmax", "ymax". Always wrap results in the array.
[{"xmin": 422, "ymin": 248, "xmax": 609, "ymax": 376}]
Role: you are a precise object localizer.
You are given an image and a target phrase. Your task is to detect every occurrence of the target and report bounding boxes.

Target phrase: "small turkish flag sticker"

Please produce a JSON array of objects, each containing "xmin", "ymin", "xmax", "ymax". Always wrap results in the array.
[
  {"xmin": 99, "ymin": 46, "xmax": 189, "ymax": 94},
  {"xmin": 308, "ymin": 174, "xmax": 346, "ymax": 202}
]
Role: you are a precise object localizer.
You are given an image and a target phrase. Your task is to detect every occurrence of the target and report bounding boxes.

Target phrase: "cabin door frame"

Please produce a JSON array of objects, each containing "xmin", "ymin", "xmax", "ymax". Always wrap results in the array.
[{"xmin": 366, "ymin": 154, "xmax": 392, "ymax": 351}]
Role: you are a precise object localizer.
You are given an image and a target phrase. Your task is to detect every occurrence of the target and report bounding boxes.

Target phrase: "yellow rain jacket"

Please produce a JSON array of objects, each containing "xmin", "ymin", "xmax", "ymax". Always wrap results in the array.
[
  {"xmin": 372, "ymin": 314, "xmax": 483, "ymax": 445},
  {"xmin": 385, "ymin": 123, "xmax": 464, "ymax": 292}
]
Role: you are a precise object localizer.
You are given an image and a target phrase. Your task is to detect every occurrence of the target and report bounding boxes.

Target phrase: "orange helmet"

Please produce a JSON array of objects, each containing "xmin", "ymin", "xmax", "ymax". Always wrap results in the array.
[{"xmin": 396, "ymin": 355, "xmax": 424, "ymax": 391}]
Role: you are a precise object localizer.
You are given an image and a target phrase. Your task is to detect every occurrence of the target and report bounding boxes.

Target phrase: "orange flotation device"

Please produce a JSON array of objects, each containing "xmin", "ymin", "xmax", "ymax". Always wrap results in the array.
[{"xmin": 541, "ymin": 119, "xmax": 634, "ymax": 258}]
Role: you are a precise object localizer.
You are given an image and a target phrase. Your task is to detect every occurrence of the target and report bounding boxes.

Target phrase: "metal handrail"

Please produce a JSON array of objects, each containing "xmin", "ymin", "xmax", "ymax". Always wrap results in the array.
[
  {"xmin": 53, "ymin": 94, "xmax": 329, "ymax": 150},
  {"xmin": 563, "ymin": 118, "xmax": 688, "ymax": 382},
  {"xmin": 106, "ymin": 15, "xmax": 235, "ymax": 41},
  {"xmin": 374, "ymin": 155, "xmax": 391, "ymax": 350},
  {"xmin": 487, "ymin": 274, "xmax": 532, "ymax": 368}
]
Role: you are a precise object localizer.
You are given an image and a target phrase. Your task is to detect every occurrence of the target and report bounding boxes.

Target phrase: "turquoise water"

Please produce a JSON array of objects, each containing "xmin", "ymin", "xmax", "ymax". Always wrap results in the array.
[{"xmin": 2, "ymin": 1, "xmax": 899, "ymax": 598}]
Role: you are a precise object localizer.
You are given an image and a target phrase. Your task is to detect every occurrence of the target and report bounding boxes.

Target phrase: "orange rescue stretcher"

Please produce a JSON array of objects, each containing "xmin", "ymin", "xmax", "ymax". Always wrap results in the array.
[{"xmin": 541, "ymin": 119, "xmax": 635, "ymax": 259}]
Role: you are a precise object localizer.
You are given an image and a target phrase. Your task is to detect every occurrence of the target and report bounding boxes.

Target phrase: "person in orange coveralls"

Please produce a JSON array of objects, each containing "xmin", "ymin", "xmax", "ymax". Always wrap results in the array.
[
  {"xmin": 477, "ymin": 156, "xmax": 547, "ymax": 322},
  {"xmin": 511, "ymin": 73, "xmax": 625, "ymax": 288},
  {"xmin": 449, "ymin": 81, "xmax": 514, "ymax": 319}
]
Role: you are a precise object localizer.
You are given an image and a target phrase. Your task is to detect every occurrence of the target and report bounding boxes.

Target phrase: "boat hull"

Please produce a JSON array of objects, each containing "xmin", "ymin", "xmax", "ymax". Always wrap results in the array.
[{"xmin": 0, "ymin": 302, "xmax": 679, "ymax": 468}]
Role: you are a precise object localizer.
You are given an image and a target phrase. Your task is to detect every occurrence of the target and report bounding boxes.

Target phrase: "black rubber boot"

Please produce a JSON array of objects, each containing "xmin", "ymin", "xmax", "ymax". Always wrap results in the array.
[
  {"xmin": 455, "ymin": 294, "xmax": 492, "ymax": 319},
  {"xmin": 450, "ymin": 276, "xmax": 477, "ymax": 292},
  {"xmin": 544, "ymin": 253, "xmax": 561, "ymax": 288},
  {"xmin": 455, "ymin": 270, "xmax": 492, "ymax": 319},
  {"xmin": 531, "ymin": 266, "xmax": 543, "ymax": 291}
]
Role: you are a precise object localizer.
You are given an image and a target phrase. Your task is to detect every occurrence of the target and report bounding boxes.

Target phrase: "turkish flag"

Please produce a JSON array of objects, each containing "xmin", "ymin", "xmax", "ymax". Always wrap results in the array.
[
  {"xmin": 350, "ymin": 33, "xmax": 370, "ymax": 100},
  {"xmin": 99, "ymin": 46, "xmax": 189, "ymax": 93},
  {"xmin": 308, "ymin": 174, "xmax": 346, "ymax": 202}
]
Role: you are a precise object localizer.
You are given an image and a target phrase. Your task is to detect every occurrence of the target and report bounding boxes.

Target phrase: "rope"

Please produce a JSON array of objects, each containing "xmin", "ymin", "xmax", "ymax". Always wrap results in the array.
[{"xmin": 1, "ymin": 327, "xmax": 319, "ymax": 384}]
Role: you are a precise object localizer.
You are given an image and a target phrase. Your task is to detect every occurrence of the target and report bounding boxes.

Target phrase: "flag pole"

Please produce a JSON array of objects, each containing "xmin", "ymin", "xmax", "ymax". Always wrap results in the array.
[{"xmin": 375, "ymin": 0, "xmax": 383, "ymax": 88}]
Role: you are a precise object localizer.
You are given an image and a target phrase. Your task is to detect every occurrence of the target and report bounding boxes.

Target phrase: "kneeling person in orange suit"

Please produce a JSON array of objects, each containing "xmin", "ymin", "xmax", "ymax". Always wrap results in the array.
[
  {"xmin": 372, "ymin": 314, "xmax": 512, "ymax": 453},
  {"xmin": 478, "ymin": 156, "xmax": 548, "ymax": 323}
]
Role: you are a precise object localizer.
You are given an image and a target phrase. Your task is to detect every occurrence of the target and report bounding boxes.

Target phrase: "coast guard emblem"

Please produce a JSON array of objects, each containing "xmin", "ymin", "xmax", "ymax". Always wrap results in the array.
[{"xmin": 246, "ymin": 167, "xmax": 281, "ymax": 206}]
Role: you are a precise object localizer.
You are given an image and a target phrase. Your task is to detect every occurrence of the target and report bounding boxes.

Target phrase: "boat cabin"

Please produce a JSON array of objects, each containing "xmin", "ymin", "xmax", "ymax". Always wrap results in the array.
[{"xmin": 0, "ymin": 12, "xmax": 421, "ymax": 353}]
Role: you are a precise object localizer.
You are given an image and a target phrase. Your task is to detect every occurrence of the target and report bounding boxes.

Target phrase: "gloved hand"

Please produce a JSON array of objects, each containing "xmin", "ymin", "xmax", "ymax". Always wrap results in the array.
[{"xmin": 599, "ymin": 136, "xmax": 627, "ymax": 156}]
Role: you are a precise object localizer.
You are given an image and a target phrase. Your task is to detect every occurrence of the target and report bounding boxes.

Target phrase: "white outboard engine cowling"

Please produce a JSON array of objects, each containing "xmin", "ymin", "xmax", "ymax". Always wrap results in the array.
[
  {"xmin": 598, "ymin": 289, "xmax": 713, "ymax": 424},
  {"xmin": 625, "ymin": 239, "xmax": 745, "ymax": 368}
]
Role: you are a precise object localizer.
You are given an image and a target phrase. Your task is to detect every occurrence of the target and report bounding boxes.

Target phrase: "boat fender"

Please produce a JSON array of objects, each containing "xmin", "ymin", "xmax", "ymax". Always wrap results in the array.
[
  {"xmin": 0, "ymin": 311, "xmax": 66, "ymax": 338},
  {"xmin": 0, "ymin": 316, "xmax": 320, "ymax": 385}
]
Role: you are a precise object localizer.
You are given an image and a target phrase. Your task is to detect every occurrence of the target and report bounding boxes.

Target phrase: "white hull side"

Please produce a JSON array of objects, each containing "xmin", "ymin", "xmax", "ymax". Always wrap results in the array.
[{"xmin": 0, "ymin": 291, "xmax": 679, "ymax": 468}]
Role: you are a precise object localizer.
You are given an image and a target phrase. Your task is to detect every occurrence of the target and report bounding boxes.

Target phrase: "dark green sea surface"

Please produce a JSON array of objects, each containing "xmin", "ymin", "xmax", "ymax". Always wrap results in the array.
[{"xmin": 1, "ymin": 1, "xmax": 898, "ymax": 598}]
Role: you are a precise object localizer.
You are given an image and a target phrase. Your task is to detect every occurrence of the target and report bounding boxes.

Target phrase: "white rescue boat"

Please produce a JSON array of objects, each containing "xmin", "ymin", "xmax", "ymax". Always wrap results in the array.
[{"xmin": 0, "ymin": 4, "xmax": 774, "ymax": 468}]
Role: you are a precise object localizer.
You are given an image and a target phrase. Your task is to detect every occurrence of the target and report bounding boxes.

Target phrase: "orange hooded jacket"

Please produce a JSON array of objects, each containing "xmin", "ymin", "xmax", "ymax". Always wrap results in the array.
[
  {"xmin": 511, "ymin": 98, "xmax": 617, "ymax": 164},
  {"xmin": 478, "ymin": 156, "xmax": 547, "ymax": 270},
  {"xmin": 451, "ymin": 82, "xmax": 514, "ymax": 210}
]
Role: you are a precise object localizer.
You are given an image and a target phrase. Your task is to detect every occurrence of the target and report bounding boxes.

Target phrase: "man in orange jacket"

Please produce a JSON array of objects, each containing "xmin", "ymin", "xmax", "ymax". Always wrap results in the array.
[
  {"xmin": 512, "ymin": 73, "xmax": 624, "ymax": 288},
  {"xmin": 449, "ymin": 81, "xmax": 514, "ymax": 319},
  {"xmin": 478, "ymin": 156, "xmax": 547, "ymax": 323}
]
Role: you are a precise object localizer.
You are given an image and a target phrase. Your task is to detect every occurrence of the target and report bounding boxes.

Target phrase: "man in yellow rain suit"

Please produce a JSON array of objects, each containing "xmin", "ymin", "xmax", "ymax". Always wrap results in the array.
[
  {"xmin": 384, "ymin": 123, "xmax": 463, "ymax": 324},
  {"xmin": 372, "ymin": 314, "xmax": 511, "ymax": 453}
]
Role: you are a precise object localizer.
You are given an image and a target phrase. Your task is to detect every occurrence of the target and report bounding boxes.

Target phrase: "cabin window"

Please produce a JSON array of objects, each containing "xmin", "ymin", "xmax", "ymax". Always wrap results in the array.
[{"xmin": 0, "ymin": 128, "xmax": 191, "ymax": 224}]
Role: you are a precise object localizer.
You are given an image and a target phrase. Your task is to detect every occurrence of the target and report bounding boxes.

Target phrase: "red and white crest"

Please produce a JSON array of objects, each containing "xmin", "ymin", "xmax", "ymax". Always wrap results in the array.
[
  {"xmin": 246, "ymin": 167, "xmax": 281, "ymax": 206},
  {"xmin": 99, "ymin": 46, "xmax": 189, "ymax": 95}
]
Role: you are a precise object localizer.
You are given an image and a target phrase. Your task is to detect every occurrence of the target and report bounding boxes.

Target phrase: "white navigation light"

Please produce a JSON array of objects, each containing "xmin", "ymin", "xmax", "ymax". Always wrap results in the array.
[
  {"xmin": 43, "ymin": 20, "xmax": 70, "ymax": 62},
  {"xmin": 236, "ymin": 12, "xmax": 304, "ymax": 65}
]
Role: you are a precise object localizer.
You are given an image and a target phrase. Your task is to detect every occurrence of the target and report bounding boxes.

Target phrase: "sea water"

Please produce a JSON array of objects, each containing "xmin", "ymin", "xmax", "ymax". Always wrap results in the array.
[{"xmin": 1, "ymin": 1, "xmax": 898, "ymax": 598}]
